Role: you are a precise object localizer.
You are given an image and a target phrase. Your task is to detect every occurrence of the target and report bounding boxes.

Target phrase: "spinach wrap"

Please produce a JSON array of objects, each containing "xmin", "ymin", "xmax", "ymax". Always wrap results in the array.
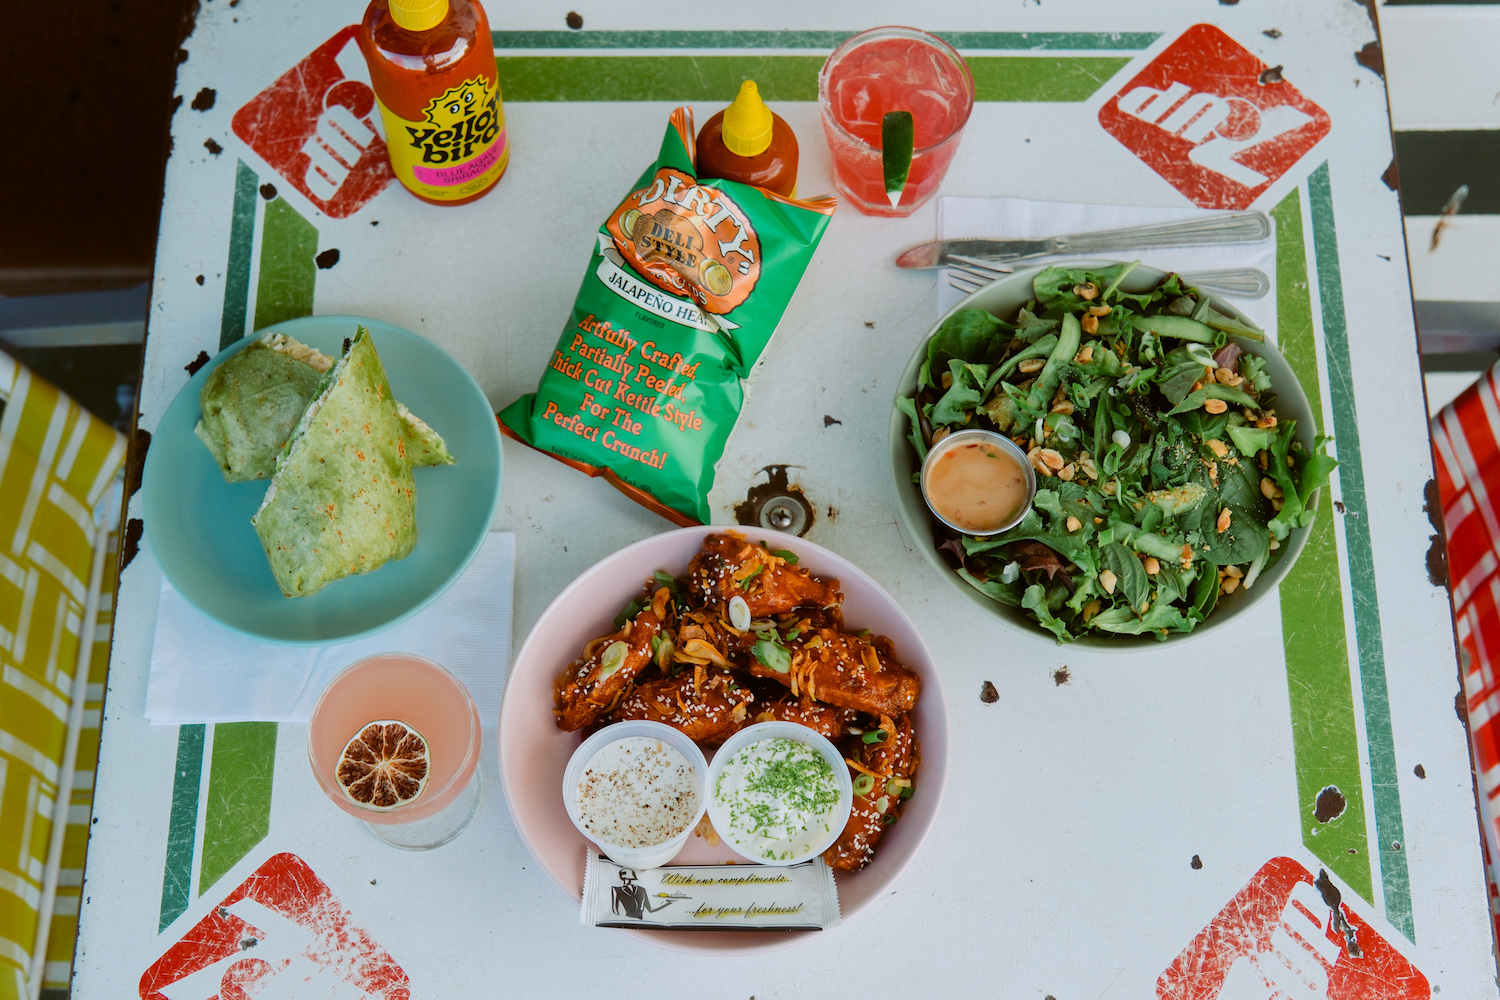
[
  {"xmin": 196, "ymin": 330, "xmax": 452, "ymax": 482},
  {"xmin": 251, "ymin": 327, "xmax": 417, "ymax": 598}
]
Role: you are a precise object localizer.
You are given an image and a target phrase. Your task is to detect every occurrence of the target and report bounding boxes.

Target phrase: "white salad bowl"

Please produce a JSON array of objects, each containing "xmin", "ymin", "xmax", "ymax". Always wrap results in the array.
[{"xmin": 889, "ymin": 260, "xmax": 1319, "ymax": 648}]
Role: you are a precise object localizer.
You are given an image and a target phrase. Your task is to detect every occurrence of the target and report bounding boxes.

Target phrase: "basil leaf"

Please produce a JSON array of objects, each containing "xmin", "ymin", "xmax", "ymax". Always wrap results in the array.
[
  {"xmin": 1021, "ymin": 583, "xmax": 1074, "ymax": 642},
  {"xmin": 1101, "ymin": 542, "xmax": 1150, "ymax": 611}
]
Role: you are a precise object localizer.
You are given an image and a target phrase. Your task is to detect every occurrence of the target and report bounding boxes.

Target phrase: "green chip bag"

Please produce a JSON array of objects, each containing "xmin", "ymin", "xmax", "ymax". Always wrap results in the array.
[{"xmin": 499, "ymin": 107, "xmax": 835, "ymax": 524}]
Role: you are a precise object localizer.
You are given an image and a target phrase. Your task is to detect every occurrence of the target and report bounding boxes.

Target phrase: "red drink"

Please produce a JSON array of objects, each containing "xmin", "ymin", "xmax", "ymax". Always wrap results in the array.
[{"xmin": 818, "ymin": 27, "xmax": 975, "ymax": 216}]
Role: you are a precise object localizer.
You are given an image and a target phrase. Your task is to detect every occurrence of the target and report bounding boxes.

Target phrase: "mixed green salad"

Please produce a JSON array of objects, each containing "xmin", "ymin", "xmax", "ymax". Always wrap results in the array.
[{"xmin": 898, "ymin": 263, "xmax": 1337, "ymax": 642}]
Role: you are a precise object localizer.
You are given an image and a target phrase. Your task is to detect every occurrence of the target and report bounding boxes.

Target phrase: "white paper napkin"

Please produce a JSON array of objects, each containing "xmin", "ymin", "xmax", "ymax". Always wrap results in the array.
[
  {"xmin": 935, "ymin": 197, "xmax": 1278, "ymax": 335},
  {"xmin": 145, "ymin": 531, "xmax": 515, "ymax": 724}
]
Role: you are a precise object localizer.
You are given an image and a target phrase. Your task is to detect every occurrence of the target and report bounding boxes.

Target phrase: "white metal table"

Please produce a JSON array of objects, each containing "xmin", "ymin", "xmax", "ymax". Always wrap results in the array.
[{"xmin": 77, "ymin": 2, "xmax": 1496, "ymax": 997}]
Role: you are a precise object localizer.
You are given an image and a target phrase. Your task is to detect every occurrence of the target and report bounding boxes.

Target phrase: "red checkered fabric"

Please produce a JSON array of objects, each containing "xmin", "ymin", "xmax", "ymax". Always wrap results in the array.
[{"xmin": 1431, "ymin": 364, "xmax": 1500, "ymax": 942}]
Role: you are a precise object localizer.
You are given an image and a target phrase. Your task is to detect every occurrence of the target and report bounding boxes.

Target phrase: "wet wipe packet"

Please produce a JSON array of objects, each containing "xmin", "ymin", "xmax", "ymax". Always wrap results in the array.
[
  {"xmin": 580, "ymin": 850, "xmax": 842, "ymax": 931},
  {"xmin": 498, "ymin": 108, "xmax": 835, "ymax": 524}
]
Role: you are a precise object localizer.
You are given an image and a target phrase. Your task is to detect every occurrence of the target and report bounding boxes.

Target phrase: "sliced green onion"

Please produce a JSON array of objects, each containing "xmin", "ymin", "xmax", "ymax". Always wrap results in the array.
[
  {"xmin": 738, "ymin": 564, "xmax": 764, "ymax": 589},
  {"xmin": 598, "ymin": 640, "xmax": 629, "ymax": 678},
  {"xmin": 772, "ymin": 549, "xmax": 799, "ymax": 564},
  {"xmin": 853, "ymin": 773, "xmax": 875, "ymax": 796},
  {"xmin": 728, "ymin": 595, "xmax": 751, "ymax": 631},
  {"xmin": 613, "ymin": 598, "xmax": 643, "ymax": 629},
  {"xmin": 655, "ymin": 635, "xmax": 674, "ymax": 669},
  {"xmin": 752, "ymin": 637, "xmax": 791, "ymax": 674},
  {"xmin": 882, "ymin": 814, "xmax": 898, "ymax": 826},
  {"xmin": 874, "ymin": 795, "xmax": 891, "ymax": 815},
  {"xmin": 862, "ymin": 729, "xmax": 887, "ymax": 745}
]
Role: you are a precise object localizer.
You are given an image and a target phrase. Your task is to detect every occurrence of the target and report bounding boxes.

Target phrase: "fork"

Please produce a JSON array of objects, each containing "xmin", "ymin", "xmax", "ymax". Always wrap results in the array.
[{"xmin": 946, "ymin": 259, "xmax": 1272, "ymax": 300}]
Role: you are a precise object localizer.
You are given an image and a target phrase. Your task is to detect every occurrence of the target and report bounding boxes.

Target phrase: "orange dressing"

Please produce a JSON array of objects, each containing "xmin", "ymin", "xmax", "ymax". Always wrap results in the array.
[{"xmin": 927, "ymin": 442, "xmax": 1028, "ymax": 533}]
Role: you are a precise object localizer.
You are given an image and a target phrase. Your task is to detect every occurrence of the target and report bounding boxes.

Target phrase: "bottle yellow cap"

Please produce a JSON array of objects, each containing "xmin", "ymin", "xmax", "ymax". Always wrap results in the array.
[
  {"xmin": 721, "ymin": 80, "xmax": 774, "ymax": 157},
  {"xmin": 389, "ymin": 0, "xmax": 449, "ymax": 32}
]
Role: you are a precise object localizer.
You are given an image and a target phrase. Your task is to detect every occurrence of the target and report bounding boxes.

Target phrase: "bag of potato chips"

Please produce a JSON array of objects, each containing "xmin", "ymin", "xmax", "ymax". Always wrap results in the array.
[{"xmin": 498, "ymin": 108, "xmax": 835, "ymax": 525}]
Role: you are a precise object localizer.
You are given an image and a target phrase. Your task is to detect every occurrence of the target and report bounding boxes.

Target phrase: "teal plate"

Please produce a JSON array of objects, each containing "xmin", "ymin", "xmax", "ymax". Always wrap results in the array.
[{"xmin": 142, "ymin": 316, "xmax": 502, "ymax": 644}]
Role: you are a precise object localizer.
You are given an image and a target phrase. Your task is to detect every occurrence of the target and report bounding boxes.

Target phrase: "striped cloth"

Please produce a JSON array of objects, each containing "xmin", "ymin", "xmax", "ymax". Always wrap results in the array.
[
  {"xmin": 1432, "ymin": 362, "xmax": 1500, "ymax": 943},
  {"xmin": 0, "ymin": 352, "xmax": 126, "ymax": 999}
]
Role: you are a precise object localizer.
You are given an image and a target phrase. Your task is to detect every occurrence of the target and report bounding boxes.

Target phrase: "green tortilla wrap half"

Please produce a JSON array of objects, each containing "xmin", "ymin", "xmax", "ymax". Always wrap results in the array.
[
  {"xmin": 196, "ymin": 331, "xmax": 454, "ymax": 482},
  {"xmin": 250, "ymin": 327, "xmax": 417, "ymax": 598}
]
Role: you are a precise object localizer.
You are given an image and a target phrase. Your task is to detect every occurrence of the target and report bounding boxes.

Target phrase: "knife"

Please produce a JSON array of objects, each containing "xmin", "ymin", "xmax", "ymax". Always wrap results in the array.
[{"xmin": 895, "ymin": 211, "xmax": 1272, "ymax": 269}]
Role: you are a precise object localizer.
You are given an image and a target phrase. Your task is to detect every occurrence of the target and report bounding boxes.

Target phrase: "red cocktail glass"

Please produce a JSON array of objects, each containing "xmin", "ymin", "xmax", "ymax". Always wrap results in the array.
[{"xmin": 818, "ymin": 26, "xmax": 975, "ymax": 217}]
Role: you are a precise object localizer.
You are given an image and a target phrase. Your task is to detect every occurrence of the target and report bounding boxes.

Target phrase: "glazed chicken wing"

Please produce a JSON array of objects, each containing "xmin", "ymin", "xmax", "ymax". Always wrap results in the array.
[
  {"xmin": 688, "ymin": 532, "xmax": 841, "ymax": 616},
  {"xmin": 825, "ymin": 714, "xmax": 918, "ymax": 871},
  {"xmin": 602, "ymin": 665, "xmax": 754, "ymax": 744},
  {"xmin": 748, "ymin": 628, "xmax": 920, "ymax": 718},
  {"xmin": 555, "ymin": 589, "xmax": 667, "ymax": 732},
  {"xmin": 750, "ymin": 695, "xmax": 859, "ymax": 740}
]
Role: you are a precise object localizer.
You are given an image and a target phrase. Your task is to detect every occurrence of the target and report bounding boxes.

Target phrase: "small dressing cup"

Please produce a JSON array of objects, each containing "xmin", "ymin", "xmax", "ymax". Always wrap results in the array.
[
  {"xmin": 563, "ymin": 720, "xmax": 709, "ymax": 870},
  {"xmin": 706, "ymin": 722, "xmax": 853, "ymax": 866},
  {"xmin": 919, "ymin": 428, "xmax": 1036, "ymax": 536}
]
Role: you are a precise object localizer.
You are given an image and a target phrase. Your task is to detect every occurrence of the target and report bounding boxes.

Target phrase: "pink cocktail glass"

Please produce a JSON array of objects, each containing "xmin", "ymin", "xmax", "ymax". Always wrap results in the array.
[
  {"xmin": 818, "ymin": 26, "xmax": 975, "ymax": 217},
  {"xmin": 308, "ymin": 653, "xmax": 482, "ymax": 850}
]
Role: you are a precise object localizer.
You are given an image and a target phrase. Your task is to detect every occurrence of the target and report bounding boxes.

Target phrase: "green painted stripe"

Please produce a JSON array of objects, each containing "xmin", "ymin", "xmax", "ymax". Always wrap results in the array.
[
  {"xmin": 219, "ymin": 161, "xmax": 258, "ymax": 350},
  {"xmin": 492, "ymin": 29, "xmax": 1159, "ymax": 51},
  {"xmin": 498, "ymin": 54, "xmax": 824, "ymax": 102},
  {"xmin": 1272, "ymin": 188, "xmax": 1373, "ymax": 905},
  {"xmin": 497, "ymin": 54, "xmax": 1129, "ymax": 103},
  {"xmin": 251, "ymin": 198, "xmax": 319, "ymax": 332},
  {"xmin": 970, "ymin": 56, "xmax": 1131, "ymax": 102},
  {"xmin": 198, "ymin": 722, "xmax": 277, "ymax": 896},
  {"xmin": 158, "ymin": 724, "xmax": 204, "ymax": 932},
  {"xmin": 1307, "ymin": 162, "xmax": 1413, "ymax": 941}
]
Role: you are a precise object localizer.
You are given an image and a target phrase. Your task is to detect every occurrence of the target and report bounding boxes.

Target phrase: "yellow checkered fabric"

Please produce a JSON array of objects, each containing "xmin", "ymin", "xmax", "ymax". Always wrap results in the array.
[{"xmin": 0, "ymin": 355, "xmax": 126, "ymax": 999}]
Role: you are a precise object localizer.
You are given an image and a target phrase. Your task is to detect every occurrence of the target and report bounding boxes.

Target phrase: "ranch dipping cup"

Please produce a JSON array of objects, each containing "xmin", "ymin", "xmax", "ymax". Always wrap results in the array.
[{"xmin": 564, "ymin": 720, "xmax": 709, "ymax": 870}]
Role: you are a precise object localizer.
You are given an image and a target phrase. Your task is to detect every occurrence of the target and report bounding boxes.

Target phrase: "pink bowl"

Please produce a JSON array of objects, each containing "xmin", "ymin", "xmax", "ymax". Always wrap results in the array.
[{"xmin": 497, "ymin": 525, "xmax": 948, "ymax": 953}]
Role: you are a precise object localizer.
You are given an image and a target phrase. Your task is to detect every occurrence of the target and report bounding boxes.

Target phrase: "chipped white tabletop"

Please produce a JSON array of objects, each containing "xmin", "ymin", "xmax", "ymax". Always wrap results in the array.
[{"xmin": 77, "ymin": 2, "xmax": 1495, "ymax": 997}]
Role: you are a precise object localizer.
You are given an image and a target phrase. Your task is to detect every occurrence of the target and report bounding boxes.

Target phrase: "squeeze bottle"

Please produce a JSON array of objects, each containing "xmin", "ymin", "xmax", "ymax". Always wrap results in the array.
[
  {"xmin": 359, "ymin": 0, "xmax": 509, "ymax": 205},
  {"xmin": 695, "ymin": 81, "xmax": 799, "ymax": 197}
]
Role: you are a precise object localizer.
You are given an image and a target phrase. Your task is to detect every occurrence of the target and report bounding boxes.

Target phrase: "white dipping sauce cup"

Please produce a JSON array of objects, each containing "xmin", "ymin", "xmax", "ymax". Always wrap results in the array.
[
  {"xmin": 706, "ymin": 722, "xmax": 854, "ymax": 866},
  {"xmin": 563, "ymin": 720, "xmax": 709, "ymax": 870}
]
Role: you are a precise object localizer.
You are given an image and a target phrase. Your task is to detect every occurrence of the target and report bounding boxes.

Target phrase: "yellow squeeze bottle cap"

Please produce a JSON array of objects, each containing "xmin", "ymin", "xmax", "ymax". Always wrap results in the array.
[
  {"xmin": 721, "ymin": 80, "xmax": 774, "ymax": 157},
  {"xmin": 389, "ymin": 0, "xmax": 449, "ymax": 32}
]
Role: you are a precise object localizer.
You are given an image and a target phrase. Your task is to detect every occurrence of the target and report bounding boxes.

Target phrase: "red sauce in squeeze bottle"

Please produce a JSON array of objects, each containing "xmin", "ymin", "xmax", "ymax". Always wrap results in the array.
[
  {"xmin": 696, "ymin": 81, "xmax": 799, "ymax": 197},
  {"xmin": 359, "ymin": 0, "xmax": 509, "ymax": 205}
]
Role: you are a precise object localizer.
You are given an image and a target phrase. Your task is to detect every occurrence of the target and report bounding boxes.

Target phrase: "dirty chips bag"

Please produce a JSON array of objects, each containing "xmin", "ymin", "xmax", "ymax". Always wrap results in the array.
[{"xmin": 498, "ymin": 108, "xmax": 834, "ymax": 525}]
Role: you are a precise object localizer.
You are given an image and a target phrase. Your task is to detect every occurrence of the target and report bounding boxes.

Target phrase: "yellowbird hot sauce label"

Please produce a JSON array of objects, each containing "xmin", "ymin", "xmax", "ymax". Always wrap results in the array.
[
  {"xmin": 499, "ymin": 108, "xmax": 836, "ymax": 525},
  {"xmin": 376, "ymin": 75, "xmax": 508, "ymax": 202}
]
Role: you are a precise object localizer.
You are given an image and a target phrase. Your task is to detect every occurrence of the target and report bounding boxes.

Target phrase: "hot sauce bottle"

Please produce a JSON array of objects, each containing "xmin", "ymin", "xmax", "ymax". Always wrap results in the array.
[
  {"xmin": 695, "ymin": 81, "xmax": 799, "ymax": 198},
  {"xmin": 359, "ymin": 0, "xmax": 509, "ymax": 205}
]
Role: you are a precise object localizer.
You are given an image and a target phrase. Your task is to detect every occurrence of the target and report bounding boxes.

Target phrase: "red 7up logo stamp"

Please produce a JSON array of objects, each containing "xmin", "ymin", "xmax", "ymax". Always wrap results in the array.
[
  {"xmin": 1158, "ymin": 857, "xmax": 1428, "ymax": 1000},
  {"xmin": 231, "ymin": 26, "xmax": 395, "ymax": 218},
  {"xmin": 1098, "ymin": 24, "xmax": 1331, "ymax": 209},
  {"xmin": 139, "ymin": 853, "xmax": 409, "ymax": 1000}
]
